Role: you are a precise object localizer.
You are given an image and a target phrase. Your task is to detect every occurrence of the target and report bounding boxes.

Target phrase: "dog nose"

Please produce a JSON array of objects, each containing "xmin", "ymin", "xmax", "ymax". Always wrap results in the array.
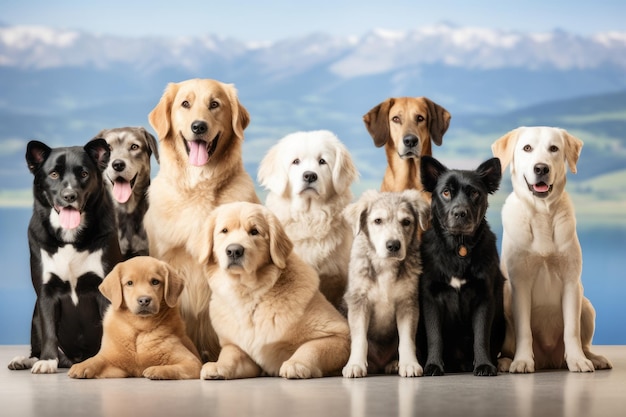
[
  {"xmin": 386, "ymin": 240, "xmax": 401, "ymax": 253},
  {"xmin": 137, "ymin": 296, "xmax": 152, "ymax": 307},
  {"xmin": 191, "ymin": 120, "xmax": 208, "ymax": 135},
  {"xmin": 303, "ymin": 171, "xmax": 318, "ymax": 184},
  {"xmin": 112, "ymin": 159, "xmax": 126, "ymax": 172},
  {"xmin": 534, "ymin": 163, "xmax": 550, "ymax": 176},
  {"xmin": 61, "ymin": 189, "xmax": 78, "ymax": 203},
  {"xmin": 452, "ymin": 208, "xmax": 468, "ymax": 219},
  {"xmin": 226, "ymin": 244, "xmax": 244, "ymax": 259},
  {"xmin": 403, "ymin": 134, "xmax": 419, "ymax": 148}
]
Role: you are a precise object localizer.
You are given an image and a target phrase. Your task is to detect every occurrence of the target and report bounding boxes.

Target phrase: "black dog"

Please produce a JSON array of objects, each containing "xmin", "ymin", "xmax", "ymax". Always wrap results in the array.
[
  {"xmin": 417, "ymin": 155, "xmax": 505, "ymax": 376},
  {"xmin": 7, "ymin": 139, "xmax": 122, "ymax": 373}
]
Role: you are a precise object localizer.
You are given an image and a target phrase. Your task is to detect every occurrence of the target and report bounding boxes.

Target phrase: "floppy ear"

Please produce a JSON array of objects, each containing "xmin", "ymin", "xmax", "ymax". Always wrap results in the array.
[
  {"xmin": 257, "ymin": 142, "xmax": 289, "ymax": 196},
  {"xmin": 363, "ymin": 98, "xmax": 394, "ymax": 147},
  {"xmin": 161, "ymin": 261, "xmax": 185, "ymax": 308},
  {"xmin": 224, "ymin": 83, "xmax": 250, "ymax": 141},
  {"xmin": 343, "ymin": 189, "xmax": 378, "ymax": 236},
  {"xmin": 99, "ymin": 263, "xmax": 124, "ymax": 310},
  {"xmin": 424, "ymin": 98, "xmax": 451, "ymax": 146},
  {"xmin": 84, "ymin": 138, "xmax": 111, "ymax": 172},
  {"xmin": 560, "ymin": 129, "xmax": 583, "ymax": 174},
  {"xmin": 476, "ymin": 157, "xmax": 502, "ymax": 194},
  {"xmin": 420, "ymin": 155, "xmax": 448, "ymax": 193},
  {"xmin": 491, "ymin": 128, "xmax": 519, "ymax": 172},
  {"xmin": 267, "ymin": 211, "xmax": 293, "ymax": 270},
  {"xmin": 139, "ymin": 127, "xmax": 160, "ymax": 164},
  {"xmin": 402, "ymin": 189, "xmax": 431, "ymax": 232},
  {"xmin": 148, "ymin": 82, "xmax": 178, "ymax": 140},
  {"xmin": 332, "ymin": 141, "xmax": 359, "ymax": 195},
  {"xmin": 25, "ymin": 140, "xmax": 52, "ymax": 174}
]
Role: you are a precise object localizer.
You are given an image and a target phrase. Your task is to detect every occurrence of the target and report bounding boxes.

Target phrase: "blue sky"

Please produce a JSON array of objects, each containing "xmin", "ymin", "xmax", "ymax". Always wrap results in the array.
[{"xmin": 1, "ymin": 0, "xmax": 625, "ymax": 41}]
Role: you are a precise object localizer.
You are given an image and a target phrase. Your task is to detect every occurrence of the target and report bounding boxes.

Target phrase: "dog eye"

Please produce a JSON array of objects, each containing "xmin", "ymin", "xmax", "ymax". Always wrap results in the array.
[
  {"xmin": 442, "ymin": 189, "xmax": 451, "ymax": 199},
  {"xmin": 150, "ymin": 279, "xmax": 160, "ymax": 286},
  {"xmin": 373, "ymin": 218, "xmax": 382, "ymax": 225},
  {"xmin": 221, "ymin": 228, "xmax": 228, "ymax": 234},
  {"xmin": 416, "ymin": 115, "xmax": 425, "ymax": 122},
  {"xmin": 125, "ymin": 280, "xmax": 133, "ymax": 287},
  {"xmin": 209, "ymin": 100, "xmax": 219, "ymax": 109},
  {"xmin": 81, "ymin": 171, "xmax": 89, "ymax": 179},
  {"xmin": 319, "ymin": 158, "xmax": 326, "ymax": 165},
  {"xmin": 401, "ymin": 219, "xmax": 412, "ymax": 227},
  {"xmin": 181, "ymin": 100, "xmax": 190, "ymax": 108},
  {"xmin": 130, "ymin": 144, "xmax": 140, "ymax": 151},
  {"xmin": 292, "ymin": 158, "xmax": 300, "ymax": 165},
  {"xmin": 549, "ymin": 145, "xmax": 559, "ymax": 152},
  {"xmin": 523, "ymin": 144, "xmax": 532, "ymax": 152},
  {"xmin": 391, "ymin": 116, "xmax": 400, "ymax": 123},
  {"xmin": 49, "ymin": 171, "xmax": 59, "ymax": 179},
  {"xmin": 250, "ymin": 228, "xmax": 259, "ymax": 236}
]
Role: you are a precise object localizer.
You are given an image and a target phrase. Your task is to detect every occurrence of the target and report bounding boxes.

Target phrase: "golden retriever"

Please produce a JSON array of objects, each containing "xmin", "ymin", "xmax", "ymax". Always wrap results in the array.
[
  {"xmin": 193, "ymin": 202, "xmax": 350, "ymax": 379},
  {"xmin": 364, "ymin": 97, "xmax": 451, "ymax": 193},
  {"xmin": 67, "ymin": 256, "xmax": 202, "ymax": 379},
  {"xmin": 144, "ymin": 78, "xmax": 260, "ymax": 361},
  {"xmin": 257, "ymin": 130, "xmax": 359, "ymax": 309},
  {"xmin": 492, "ymin": 126, "xmax": 612, "ymax": 373}
]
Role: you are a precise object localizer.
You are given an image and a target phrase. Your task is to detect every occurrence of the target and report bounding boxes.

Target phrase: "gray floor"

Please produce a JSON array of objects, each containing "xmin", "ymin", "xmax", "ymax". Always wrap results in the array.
[{"xmin": 0, "ymin": 345, "xmax": 624, "ymax": 417}]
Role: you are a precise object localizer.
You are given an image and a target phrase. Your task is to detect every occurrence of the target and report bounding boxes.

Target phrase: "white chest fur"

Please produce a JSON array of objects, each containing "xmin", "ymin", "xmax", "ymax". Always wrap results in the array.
[
  {"xmin": 449, "ymin": 276, "xmax": 467, "ymax": 290},
  {"xmin": 40, "ymin": 246, "xmax": 105, "ymax": 305}
]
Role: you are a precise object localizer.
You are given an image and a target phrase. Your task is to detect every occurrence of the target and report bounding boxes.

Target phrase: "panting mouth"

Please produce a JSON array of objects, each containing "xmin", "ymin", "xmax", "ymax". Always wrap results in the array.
[
  {"xmin": 182, "ymin": 132, "xmax": 220, "ymax": 166},
  {"xmin": 525, "ymin": 177, "xmax": 553, "ymax": 198},
  {"xmin": 54, "ymin": 205, "xmax": 83, "ymax": 230},
  {"xmin": 109, "ymin": 173, "xmax": 137, "ymax": 204}
]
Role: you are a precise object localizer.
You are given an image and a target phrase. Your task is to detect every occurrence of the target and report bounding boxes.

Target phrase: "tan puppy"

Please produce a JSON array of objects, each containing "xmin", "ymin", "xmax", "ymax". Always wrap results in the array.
[
  {"xmin": 67, "ymin": 256, "xmax": 202, "ymax": 380},
  {"xmin": 194, "ymin": 202, "xmax": 350, "ymax": 379},
  {"xmin": 364, "ymin": 97, "xmax": 451, "ymax": 193},
  {"xmin": 492, "ymin": 126, "xmax": 612, "ymax": 373},
  {"xmin": 144, "ymin": 78, "xmax": 260, "ymax": 361}
]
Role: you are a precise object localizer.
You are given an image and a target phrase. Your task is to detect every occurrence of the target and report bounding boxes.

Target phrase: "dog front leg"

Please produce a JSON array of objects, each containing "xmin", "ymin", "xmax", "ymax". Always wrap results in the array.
[
  {"xmin": 342, "ymin": 301, "xmax": 371, "ymax": 378},
  {"xmin": 201, "ymin": 344, "xmax": 261, "ymax": 380},
  {"xmin": 422, "ymin": 297, "xmax": 444, "ymax": 376},
  {"xmin": 562, "ymin": 281, "xmax": 594, "ymax": 372},
  {"xmin": 31, "ymin": 295, "xmax": 60, "ymax": 374},
  {"xmin": 395, "ymin": 302, "xmax": 422, "ymax": 377},
  {"xmin": 509, "ymin": 279, "xmax": 535, "ymax": 373},
  {"xmin": 471, "ymin": 301, "xmax": 497, "ymax": 376}
]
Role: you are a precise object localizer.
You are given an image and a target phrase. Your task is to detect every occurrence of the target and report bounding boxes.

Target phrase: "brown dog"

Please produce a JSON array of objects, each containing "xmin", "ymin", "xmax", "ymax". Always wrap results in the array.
[
  {"xmin": 67, "ymin": 256, "xmax": 202, "ymax": 380},
  {"xmin": 144, "ymin": 78, "xmax": 260, "ymax": 361},
  {"xmin": 195, "ymin": 202, "xmax": 350, "ymax": 379},
  {"xmin": 364, "ymin": 97, "xmax": 451, "ymax": 192}
]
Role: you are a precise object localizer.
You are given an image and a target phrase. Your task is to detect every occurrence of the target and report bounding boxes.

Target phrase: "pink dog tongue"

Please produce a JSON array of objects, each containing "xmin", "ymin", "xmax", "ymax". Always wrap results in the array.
[
  {"xmin": 188, "ymin": 140, "xmax": 209, "ymax": 166},
  {"xmin": 113, "ymin": 180, "xmax": 132, "ymax": 203},
  {"xmin": 533, "ymin": 183, "xmax": 550, "ymax": 193},
  {"xmin": 59, "ymin": 207, "xmax": 81, "ymax": 229}
]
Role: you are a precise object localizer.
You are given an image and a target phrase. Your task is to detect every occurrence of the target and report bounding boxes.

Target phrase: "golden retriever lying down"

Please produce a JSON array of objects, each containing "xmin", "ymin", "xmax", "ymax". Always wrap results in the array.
[
  {"xmin": 68, "ymin": 256, "xmax": 202, "ymax": 380},
  {"xmin": 195, "ymin": 202, "xmax": 350, "ymax": 379},
  {"xmin": 144, "ymin": 78, "xmax": 260, "ymax": 362}
]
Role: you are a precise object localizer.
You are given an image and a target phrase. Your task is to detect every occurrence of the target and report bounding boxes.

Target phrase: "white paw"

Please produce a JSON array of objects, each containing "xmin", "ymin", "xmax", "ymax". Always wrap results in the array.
[
  {"xmin": 509, "ymin": 358, "xmax": 535, "ymax": 374},
  {"xmin": 201, "ymin": 362, "xmax": 226, "ymax": 380},
  {"xmin": 31, "ymin": 359, "xmax": 58, "ymax": 374},
  {"xmin": 567, "ymin": 357, "xmax": 595, "ymax": 373},
  {"xmin": 398, "ymin": 361, "xmax": 423, "ymax": 377},
  {"xmin": 279, "ymin": 360, "xmax": 321, "ymax": 379},
  {"xmin": 342, "ymin": 362, "xmax": 367, "ymax": 378},
  {"xmin": 7, "ymin": 356, "xmax": 38, "ymax": 370}
]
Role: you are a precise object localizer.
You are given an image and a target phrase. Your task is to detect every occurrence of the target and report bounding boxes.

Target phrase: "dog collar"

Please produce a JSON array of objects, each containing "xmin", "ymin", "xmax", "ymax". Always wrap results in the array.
[{"xmin": 458, "ymin": 244, "xmax": 468, "ymax": 257}]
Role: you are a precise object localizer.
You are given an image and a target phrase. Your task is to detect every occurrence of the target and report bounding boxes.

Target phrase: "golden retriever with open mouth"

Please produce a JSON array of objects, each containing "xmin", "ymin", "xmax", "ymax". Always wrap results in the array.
[
  {"xmin": 67, "ymin": 256, "xmax": 202, "ymax": 380},
  {"xmin": 194, "ymin": 202, "xmax": 350, "ymax": 379},
  {"xmin": 364, "ymin": 97, "xmax": 451, "ymax": 193},
  {"xmin": 144, "ymin": 78, "xmax": 260, "ymax": 362}
]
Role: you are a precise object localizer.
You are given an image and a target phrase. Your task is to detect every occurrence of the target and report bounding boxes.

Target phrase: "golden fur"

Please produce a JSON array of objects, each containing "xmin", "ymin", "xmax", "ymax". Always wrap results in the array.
[
  {"xmin": 67, "ymin": 256, "xmax": 202, "ymax": 379},
  {"xmin": 144, "ymin": 78, "xmax": 260, "ymax": 361},
  {"xmin": 193, "ymin": 202, "xmax": 350, "ymax": 379},
  {"xmin": 364, "ymin": 97, "xmax": 450, "ymax": 193}
]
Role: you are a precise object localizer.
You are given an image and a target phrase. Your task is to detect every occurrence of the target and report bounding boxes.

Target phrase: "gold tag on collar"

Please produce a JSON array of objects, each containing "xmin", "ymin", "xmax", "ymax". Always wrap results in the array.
[{"xmin": 458, "ymin": 245, "xmax": 468, "ymax": 257}]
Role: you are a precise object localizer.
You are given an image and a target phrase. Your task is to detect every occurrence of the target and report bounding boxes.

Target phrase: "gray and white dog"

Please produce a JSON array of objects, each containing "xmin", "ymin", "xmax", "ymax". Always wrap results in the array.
[
  {"xmin": 92, "ymin": 127, "xmax": 159, "ymax": 260},
  {"xmin": 342, "ymin": 189, "xmax": 430, "ymax": 378}
]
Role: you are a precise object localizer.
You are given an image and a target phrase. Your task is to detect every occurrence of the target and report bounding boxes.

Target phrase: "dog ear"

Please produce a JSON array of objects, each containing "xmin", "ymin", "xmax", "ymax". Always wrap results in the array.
[
  {"xmin": 161, "ymin": 261, "xmax": 185, "ymax": 308},
  {"xmin": 424, "ymin": 98, "xmax": 451, "ymax": 146},
  {"xmin": 560, "ymin": 129, "xmax": 583, "ymax": 174},
  {"xmin": 420, "ymin": 155, "xmax": 447, "ymax": 193},
  {"xmin": 84, "ymin": 138, "xmax": 111, "ymax": 172},
  {"xmin": 149, "ymin": 82, "xmax": 178, "ymax": 140},
  {"xmin": 402, "ymin": 189, "xmax": 431, "ymax": 232},
  {"xmin": 343, "ymin": 189, "xmax": 378, "ymax": 236},
  {"xmin": 224, "ymin": 83, "xmax": 250, "ymax": 141},
  {"xmin": 267, "ymin": 210, "xmax": 293, "ymax": 269},
  {"xmin": 99, "ymin": 263, "xmax": 124, "ymax": 310},
  {"xmin": 491, "ymin": 128, "xmax": 519, "ymax": 172},
  {"xmin": 363, "ymin": 98, "xmax": 394, "ymax": 147},
  {"xmin": 476, "ymin": 158, "xmax": 502, "ymax": 194},
  {"xmin": 257, "ymin": 142, "xmax": 289, "ymax": 196},
  {"xmin": 332, "ymin": 139, "xmax": 359, "ymax": 195},
  {"xmin": 25, "ymin": 140, "xmax": 52, "ymax": 174},
  {"xmin": 139, "ymin": 127, "xmax": 160, "ymax": 164}
]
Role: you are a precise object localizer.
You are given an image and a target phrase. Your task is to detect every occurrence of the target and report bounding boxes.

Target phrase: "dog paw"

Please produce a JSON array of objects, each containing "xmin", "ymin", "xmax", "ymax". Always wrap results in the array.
[
  {"xmin": 280, "ymin": 360, "xmax": 322, "ymax": 379},
  {"xmin": 423, "ymin": 363, "xmax": 444, "ymax": 376},
  {"xmin": 474, "ymin": 363, "xmax": 497, "ymax": 376},
  {"xmin": 590, "ymin": 355, "xmax": 613, "ymax": 370},
  {"xmin": 342, "ymin": 363, "xmax": 368, "ymax": 378},
  {"xmin": 497, "ymin": 357, "xmax": 512, "ymax": 372},
  {"xmin": 143, "ymin": 366, "xmax": 179, "ymax": 380},
  {"xmin": 566, "ymin": 357, "xmax": 595, "ymax": 373},
  {"xmin": 31, "ymin": 359, "xmax": 58, "ymax": 374},
  {"xmin": 201, "ymin": 362, "xmax": 228, "ymax": 380},
  {"xmin": 398, "ymin": 361, "xmax": 423, "ymax": 378},
  {"xmin": 7, "ymin": 356, "xmax": 38, "ymax": 370},
  {"xmin": 384, "ymin": 360, "xmax": 399, "ymax": 375},
  {"xmin": 68, "ymin": 363, "xmax": 94, "ymax": 379},
  {"xmin": 509, "ymin": 358, "xmax": 535, "ymax": 373}
]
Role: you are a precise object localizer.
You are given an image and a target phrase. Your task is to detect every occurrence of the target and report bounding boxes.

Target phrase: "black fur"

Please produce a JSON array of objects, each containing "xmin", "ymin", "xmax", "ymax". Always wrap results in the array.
[
  {"xmin": 417, "ymin": 155, "xmax": 505, "ymax": 376},
  {"xmin": 12, "ymin": 139, "xmax": 122, "ymax": 370}
]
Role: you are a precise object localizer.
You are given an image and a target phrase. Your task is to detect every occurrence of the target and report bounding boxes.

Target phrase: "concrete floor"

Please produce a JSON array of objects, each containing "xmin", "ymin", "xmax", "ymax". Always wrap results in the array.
[{"xmin": 0, "ymin": 345, "xmax": 623, "ymax": 417}]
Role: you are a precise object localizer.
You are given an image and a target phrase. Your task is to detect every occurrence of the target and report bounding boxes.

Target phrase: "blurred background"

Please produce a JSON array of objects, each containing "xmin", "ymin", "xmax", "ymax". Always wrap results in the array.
[{"xmin": 1, "ymin": 0, "xmax": 624, "ymax": 344}]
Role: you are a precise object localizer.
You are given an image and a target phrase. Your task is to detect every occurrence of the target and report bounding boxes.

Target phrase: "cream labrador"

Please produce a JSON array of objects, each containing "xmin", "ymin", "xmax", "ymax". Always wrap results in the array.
[{"xmin": 492, "ymin": 126, "xmax": 612, "ymax": 373}]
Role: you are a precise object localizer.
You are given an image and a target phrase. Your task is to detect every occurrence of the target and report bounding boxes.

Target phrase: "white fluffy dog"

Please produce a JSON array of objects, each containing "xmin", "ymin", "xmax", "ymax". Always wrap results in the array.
[{"xmin": 258, "ymin": 130, "xmax": 359, "ymax": 309}]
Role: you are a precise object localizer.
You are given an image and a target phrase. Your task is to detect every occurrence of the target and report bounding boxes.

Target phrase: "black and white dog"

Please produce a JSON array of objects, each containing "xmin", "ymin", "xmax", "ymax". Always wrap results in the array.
[
  {"xmin": 418, "ymin": 156, "xmax": 505, "ymax": 376},
  {"xmin": 7, "ymin": 139, "xmax": 122, "ymax": 374}
]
